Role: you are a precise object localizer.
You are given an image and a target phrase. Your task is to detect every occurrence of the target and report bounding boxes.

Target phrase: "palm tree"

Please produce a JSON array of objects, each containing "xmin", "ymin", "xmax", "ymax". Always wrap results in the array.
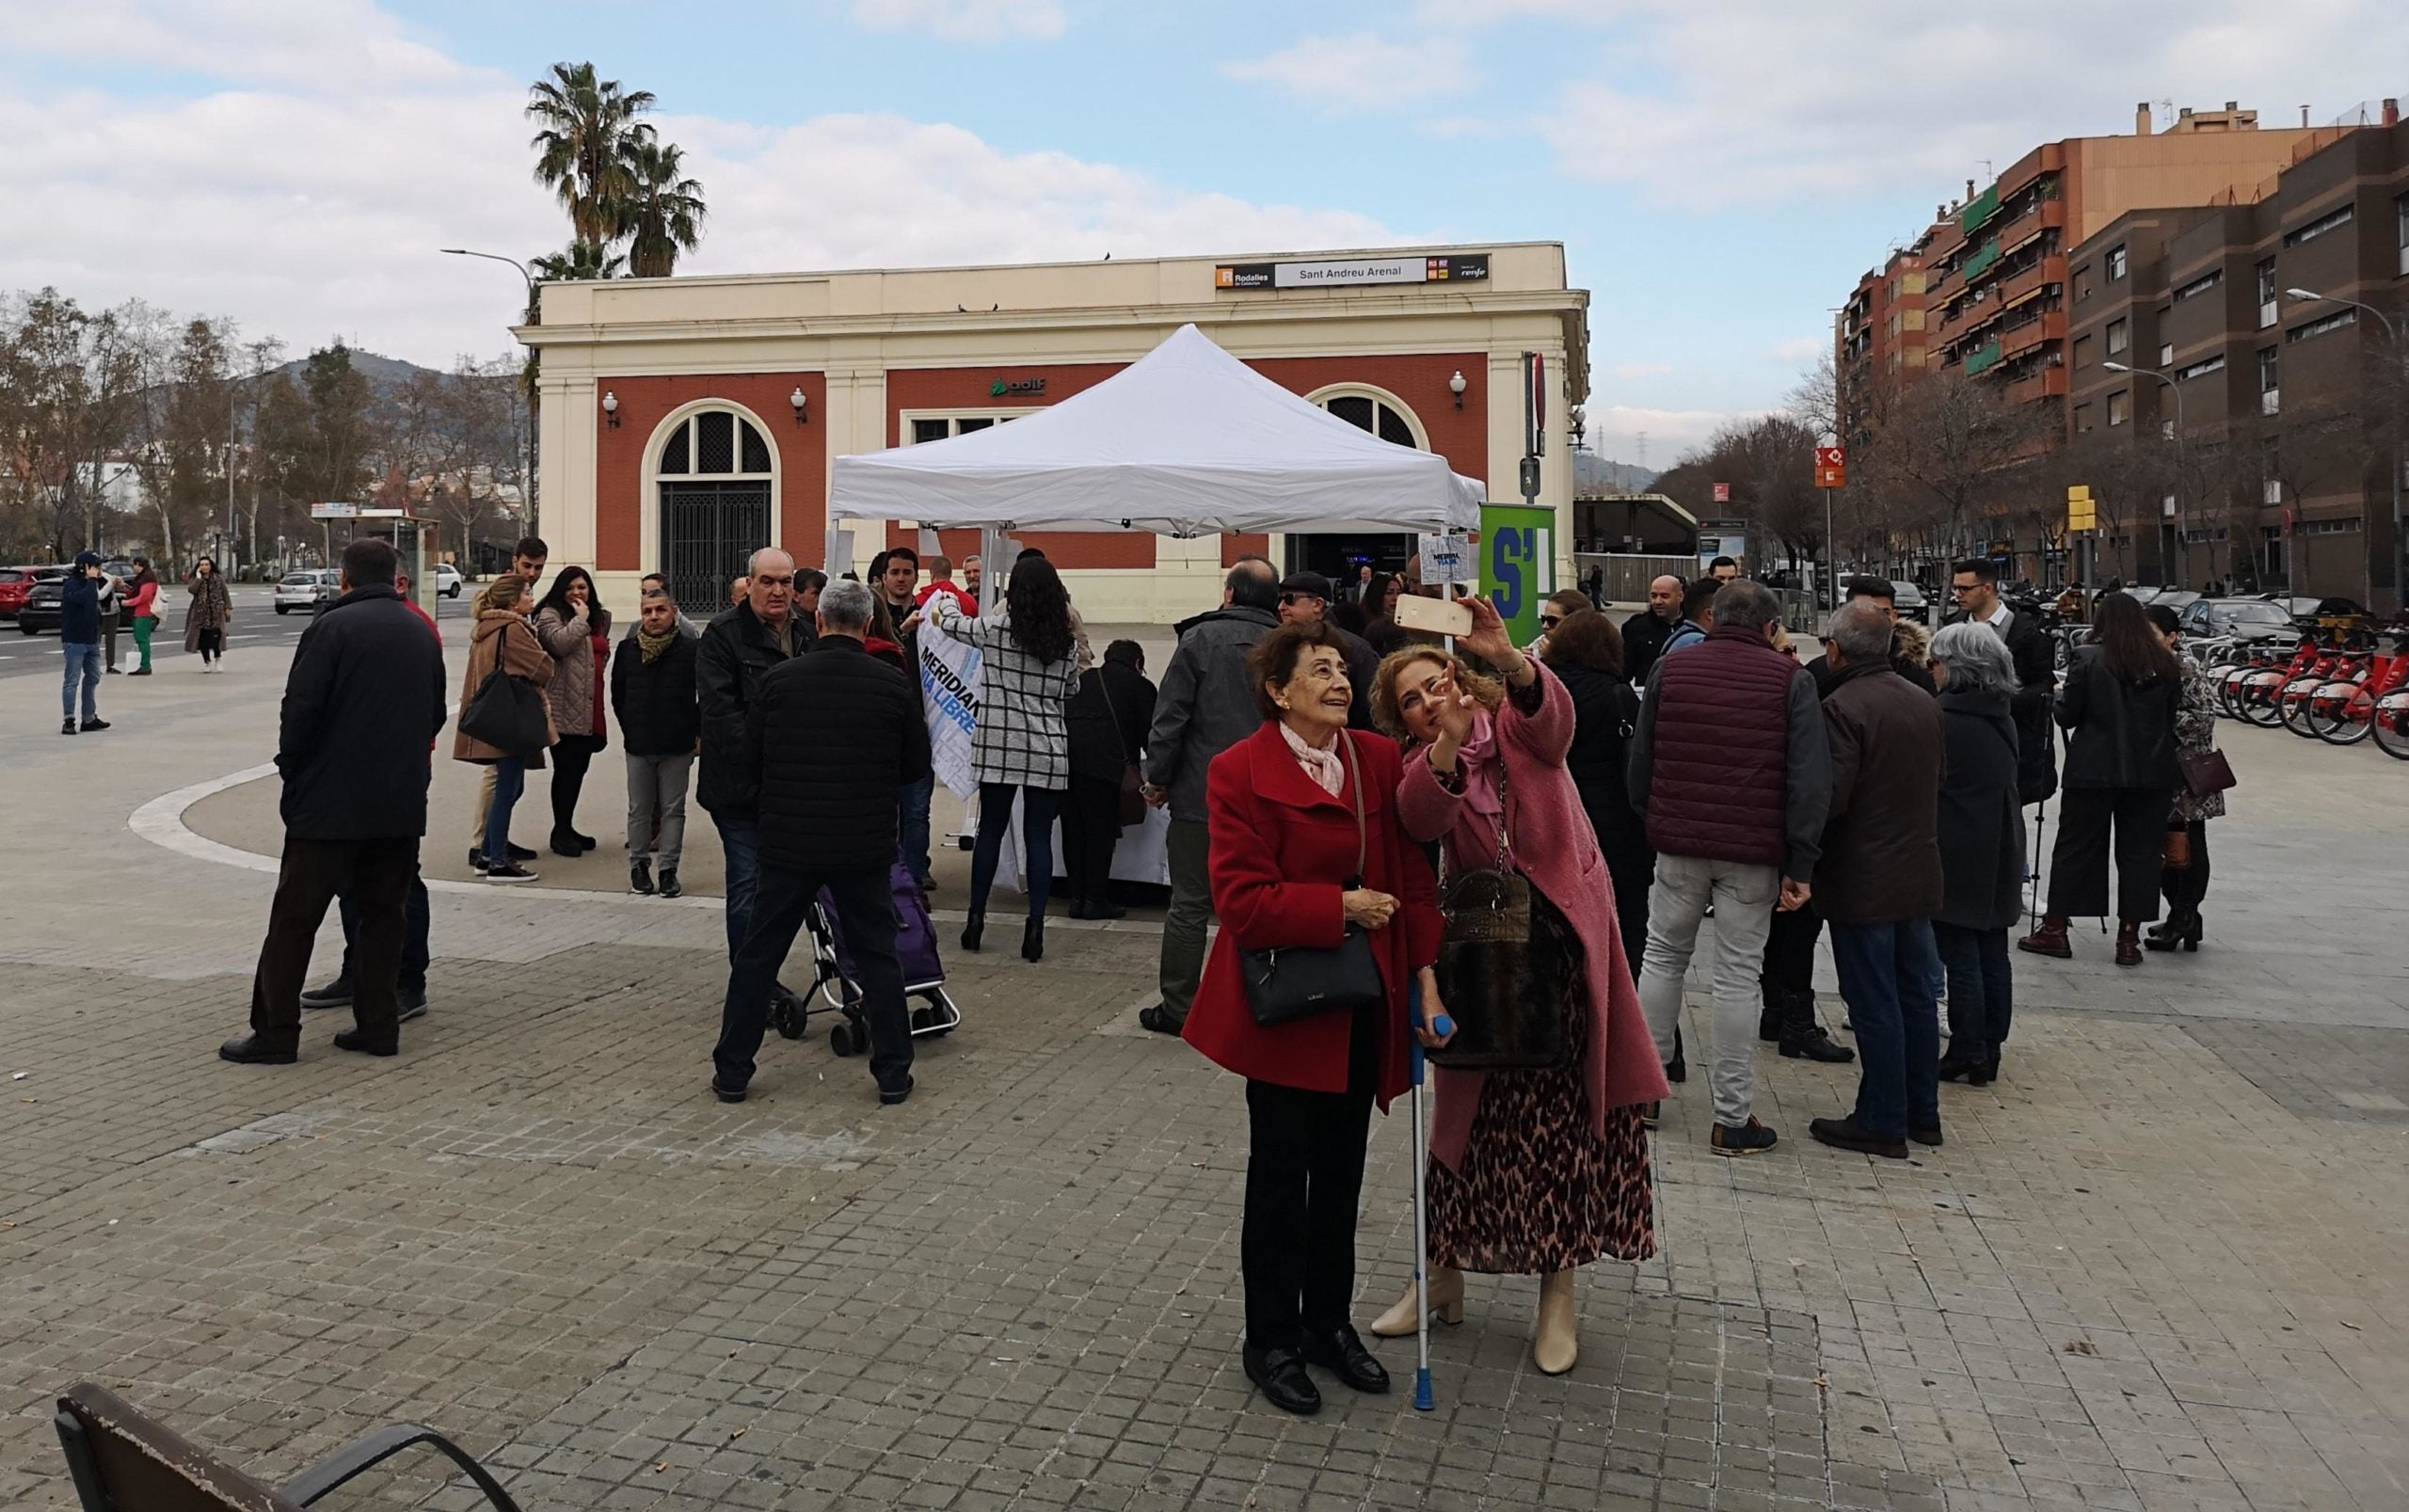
[
  {"xmin": 526, "ymin": 62, "xmax": 656, "ymax": 247},
  {"xmin": 623, "ymin": 139, "xmax": 707, "ymax": 279}
]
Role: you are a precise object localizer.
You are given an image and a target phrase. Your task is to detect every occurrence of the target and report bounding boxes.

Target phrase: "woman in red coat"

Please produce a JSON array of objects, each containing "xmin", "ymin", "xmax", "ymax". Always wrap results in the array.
[{"xmin": 1183, "ymin": 619, "xmax": 1448, "ymax": 1418}]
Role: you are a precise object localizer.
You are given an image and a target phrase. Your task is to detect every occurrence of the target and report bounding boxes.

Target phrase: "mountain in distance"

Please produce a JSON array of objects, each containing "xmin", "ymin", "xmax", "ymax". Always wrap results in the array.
[
  {"xmin": 1574, "ymin": 453, "xmax": 1657, "ymax": 494},
  {"xmin": 263, "ymin": 348, "xmax": 443, "ymax": 397}
]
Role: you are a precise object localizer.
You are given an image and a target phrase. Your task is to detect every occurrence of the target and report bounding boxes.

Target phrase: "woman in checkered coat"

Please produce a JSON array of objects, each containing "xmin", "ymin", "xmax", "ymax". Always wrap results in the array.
[{"xmin": 926, "ymin": 555, "xmax": 1082, "ymax": 963}]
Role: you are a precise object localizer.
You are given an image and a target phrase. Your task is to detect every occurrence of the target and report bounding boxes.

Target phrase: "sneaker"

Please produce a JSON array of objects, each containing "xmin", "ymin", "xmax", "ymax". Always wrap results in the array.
[
  {"xmin": 482, "ymin": 861, "xmax": 539, "ymax": 883},
  {"xmin": 879, "ymin": 1075, "xmax": 915, "ymax": 1106},
  {"xmin": 299, "ymin": 978, "xmax": 356, "ymax": 1010},
  {"xmin": 1710, "ymin": 1117, "xmax": 1779, "ymax": 1156},
  {"xmin": 331, "ymin": 1027, "xmax": 398, "ymax": 1058},
  {"xmin": 396, "ymin": 990, "xmax": 427, "ymax": 1024},
  {"xmin": 1808, "ymin": 1116, "xmax": 1907, "ymax": 1160},
  {"xmin": 1138, "ymin": 1004, "xmax": 1184, "ymax": 1036},
  {"xmin": 81, "ymin": 718, "xmax": 111, "ymax": 732},
  {"xmin": 60, "ymin": 719, "xmax": 77, "ymax": 736},
  {"xmin": 630, "ymin": 859, "xmax": 656, "ymax": 896},
  {"xmin": 105, "ymin": 665, "xmax": 122, "ymax": 675},
  {"xmin": 468, "ymin": 848, "xmax": 485, "ymax": 870},
  {"xmin": 656, "ymin": 866, "xmax": 683, "ymax": 899}
]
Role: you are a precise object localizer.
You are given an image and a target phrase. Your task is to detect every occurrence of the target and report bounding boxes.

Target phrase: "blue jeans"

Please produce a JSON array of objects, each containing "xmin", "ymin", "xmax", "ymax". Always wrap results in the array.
[
  {"xmin": 968, "ymin": 783, "xmax": 1062, "ymax": 922},
  {"xmin": 1828, "ymin": 918, "xmax": 1942, "ymax": 1139},
  {"xmin": 61, "ymin": 642, "xmax": 102, "ymax": 723},
  {"xmin": 712, "ymin": 812, "xmax": 762, "ymax": 962},
  {"xmin": 485, "ymin": 758, "xmax": 526, "ymax": 865},
  {"xmin": 1932, "ymin": 922, "xmax": 2012, "ymax": 1061},
  {"xmin": 898, "ymin": 773, "xmax": 934, "ymax": 886}
]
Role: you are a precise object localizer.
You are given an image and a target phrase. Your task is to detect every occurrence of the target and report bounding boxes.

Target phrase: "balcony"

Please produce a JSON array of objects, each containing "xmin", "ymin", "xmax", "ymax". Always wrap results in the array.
[
  {"xmin": 2001, "ymin": 310, "xmax": 2066, "ymax": 361},
  {"xmin": 1996, "ymin": 197, "xmax": 2066, "ymax": 256},
  {"xmin": 1964, "ymin": 339, "xmax": 2004, "ymax": 375},
  {"xmin": 1994, "ymin": 258, "xmax": 2060, "ymax": 310},
  {"xmin": 2003, "ymin": 367, "xmax": 2070, "ymax": 405},
  {"xmin": 1961, "ymin": 237, "xmax": 2003, "ymax": 283},
  {"xmin": 1959, "ymin": 183, "xmax": 2002, "ymax": 234}
]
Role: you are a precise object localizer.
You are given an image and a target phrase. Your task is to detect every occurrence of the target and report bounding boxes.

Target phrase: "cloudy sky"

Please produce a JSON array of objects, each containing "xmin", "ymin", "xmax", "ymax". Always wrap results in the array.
[{"xmin": 6, "ymin": 0, "xmax": 2402, "ymax": 460}]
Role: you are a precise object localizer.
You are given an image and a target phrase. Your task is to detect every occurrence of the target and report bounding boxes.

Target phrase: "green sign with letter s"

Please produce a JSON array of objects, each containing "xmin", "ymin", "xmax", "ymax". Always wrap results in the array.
[{"xmin": 1479, "ymin": 504, "xmax": 1556, "ymax": 648}]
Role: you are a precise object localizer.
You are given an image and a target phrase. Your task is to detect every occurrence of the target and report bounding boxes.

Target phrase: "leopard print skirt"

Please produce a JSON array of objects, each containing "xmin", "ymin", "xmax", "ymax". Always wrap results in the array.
[{"xmin": 1426, "ymin": 890, "xmax": 1656, "ymax": 1274}]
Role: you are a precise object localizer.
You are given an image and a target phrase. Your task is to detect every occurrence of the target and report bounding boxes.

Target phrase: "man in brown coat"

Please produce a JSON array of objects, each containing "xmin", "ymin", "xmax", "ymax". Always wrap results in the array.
[{"xmin": 1809, "ymin": 601, "xmax": 1947, "ymax": 1161}]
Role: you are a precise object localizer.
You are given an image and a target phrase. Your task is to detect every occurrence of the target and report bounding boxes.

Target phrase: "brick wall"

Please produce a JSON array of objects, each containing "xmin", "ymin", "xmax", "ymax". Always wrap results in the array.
[{"xmin": 594, "ymin": 374, "xmax": 827, "ymax": 573}]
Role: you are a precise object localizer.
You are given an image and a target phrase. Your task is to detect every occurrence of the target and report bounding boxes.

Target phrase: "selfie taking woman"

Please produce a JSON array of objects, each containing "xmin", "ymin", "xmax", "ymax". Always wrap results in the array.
[
  {"xmin": 1368, "ymin": 597, "xmax": 1665, "ymax": 1377},
  {"xmin": 1180, "ymin": 619, "xmax": 1447, "ymax": 1418}
]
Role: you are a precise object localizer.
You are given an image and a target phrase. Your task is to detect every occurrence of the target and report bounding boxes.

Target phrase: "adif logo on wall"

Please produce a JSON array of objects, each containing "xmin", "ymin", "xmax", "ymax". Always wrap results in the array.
[{"xmin": 989, "ymin": 377, "xmax": 1046, "ymax": 397}]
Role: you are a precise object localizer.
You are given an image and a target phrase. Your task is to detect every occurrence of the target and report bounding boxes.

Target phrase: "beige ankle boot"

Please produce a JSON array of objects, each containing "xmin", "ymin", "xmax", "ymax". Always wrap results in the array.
[
  {"xmin": 1369, "ymin": 1265, "xmax": 1464, "ymax": 1338},
  {"xmin": 1533, "ymin": 1270, "xmax": 1577, "ymax": 1375}
]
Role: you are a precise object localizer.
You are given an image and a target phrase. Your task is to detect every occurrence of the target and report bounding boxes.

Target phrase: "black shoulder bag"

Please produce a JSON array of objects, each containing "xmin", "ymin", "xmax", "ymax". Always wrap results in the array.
[
  {"xmin": 1428, "ymin": 756, "xmax": 1571, "ymax": 1071},
  {"xmin": 459, "ymin": 620, "xmax": 551, "ymax": 757},
  {"xmin": 1240, "ymin": 734, "xmax": 1388, "ymax": 1028}
]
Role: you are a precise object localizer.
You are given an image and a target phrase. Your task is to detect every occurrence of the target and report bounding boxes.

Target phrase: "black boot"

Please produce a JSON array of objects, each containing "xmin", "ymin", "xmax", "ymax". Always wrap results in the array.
[
  {"xmin": 630, "ymin": 859, "xmax": 655, "ymax": 895},
  {"xmin": 1022, "ymin": 916, "xmax": 1045, "ymax": 963},
  {"xmin": 961, "ymin": 909, "xmax": 985, "ymax": 952},
  {"xmin": 550, "ymin": 827, "xmax": 582, "ymax": 859},
  {"xmin": 1759, "ymin": 982, "xmax": 1783, "ymax": 1042},
  {"xmin": 1936, "ymin": 1046, "xmax": 1985, "ymax": 1082},
  {"xmin": 1779, "ymin": 988, "xmax": 1855, "ymax": 1063}
]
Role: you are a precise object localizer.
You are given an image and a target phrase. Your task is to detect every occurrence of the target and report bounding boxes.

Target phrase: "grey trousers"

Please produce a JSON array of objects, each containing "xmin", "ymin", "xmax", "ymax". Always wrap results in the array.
[
  {"xmin": 626, "ymin": 752, "xmax": 693, "ymax": 867},
  {"xmin": 1157, "ymin": 818, "xmax": 1214, "ymax": 1026},
  {"xmin": 1636, "ymin": 852, "xmax": 1779, "ymax": 1128}
]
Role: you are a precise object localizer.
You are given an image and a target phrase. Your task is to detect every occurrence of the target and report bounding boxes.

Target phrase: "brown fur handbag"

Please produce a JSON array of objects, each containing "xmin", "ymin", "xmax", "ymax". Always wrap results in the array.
[{"xmin": 1428, "ymin": 758, "xmax": 1571, "ymax": 1071}]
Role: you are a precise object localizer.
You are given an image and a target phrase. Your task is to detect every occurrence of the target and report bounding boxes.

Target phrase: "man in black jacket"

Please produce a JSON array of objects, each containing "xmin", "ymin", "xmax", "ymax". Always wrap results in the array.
[
  {"xmin": 1621, "ymin": 573, "xmax": 1684, "ymax": 689},
  {"xmin": 711, "ymin": 580, "xmax": 931, "ymax": 1106},
  {"xmin": 1947, "ymin": 558, "xmax": 2055, "ymax": 803},
  {"xmin": 614, "ymin": 589, "xmax": 702, "ymax": 899},
  {"xmin": 220, "ymin": 539, "xmax": 448, "ymax": 1065},
  {"xmin": 696, "ymin": 549, "xmax": 812, "ymax": 961}
]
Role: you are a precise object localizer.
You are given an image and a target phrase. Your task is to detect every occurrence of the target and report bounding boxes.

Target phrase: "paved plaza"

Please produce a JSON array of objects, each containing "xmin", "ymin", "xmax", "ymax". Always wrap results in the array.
[{"xmin": 2, "ymin": 626, "xmax": 2406, "ymax": 1512}]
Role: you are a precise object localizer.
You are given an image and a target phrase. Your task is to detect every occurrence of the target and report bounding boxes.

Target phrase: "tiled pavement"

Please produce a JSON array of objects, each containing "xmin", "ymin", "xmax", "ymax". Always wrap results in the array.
[{"xmin": 2, "ymin": 632, "xmax": 2405, "ymax": 1511}]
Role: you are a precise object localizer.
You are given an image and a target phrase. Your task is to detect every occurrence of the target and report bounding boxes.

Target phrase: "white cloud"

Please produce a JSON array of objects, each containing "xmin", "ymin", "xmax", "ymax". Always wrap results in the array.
[
  {"xmin": 0, "ymin": 0, "xmax": 472, "ymax": 90},
  {"xmin": 1765, "ymin": 336, "xmax": 1823, "ymax": 363},
  {"xmin": 0, "ymin": 14, "xmax": 1396, "ymax": 368},
  {"xmin": 1226, "ymin": 33, "xmax": 1476, "ymax": 111},
  {"xmin": 848, "ymin": 0, "xmax": 1066, "ymax": 41},
  {"xmin": 1537, "ymin": 0, "xmax": 2409, "ymax": 210}
]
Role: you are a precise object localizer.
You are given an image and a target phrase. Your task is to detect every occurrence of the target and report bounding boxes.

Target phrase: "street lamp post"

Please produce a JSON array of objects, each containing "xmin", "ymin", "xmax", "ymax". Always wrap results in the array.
[
  {"xmin": 2105, "ymin": 360, "xmax": 2186, "ymax": 585},
  {"xmin": 440, "ymin": 247, "xmax": 540, "ymax": 528},
  {"xmin": 2286, "ymin": 289, "xmax": 2405, "ymax": 613}
]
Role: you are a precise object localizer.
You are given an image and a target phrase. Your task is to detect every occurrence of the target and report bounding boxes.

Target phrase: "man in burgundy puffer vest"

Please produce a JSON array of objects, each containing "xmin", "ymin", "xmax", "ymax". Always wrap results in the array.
[{"xmin": 1627, "ymin": 580, "xmax": 1832, "ymax": 1155}]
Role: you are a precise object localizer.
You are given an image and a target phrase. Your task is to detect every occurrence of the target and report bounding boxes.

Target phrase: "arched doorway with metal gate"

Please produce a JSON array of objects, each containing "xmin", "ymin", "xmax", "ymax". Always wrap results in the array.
[
  {"xmin": 652, "ymin": 405, "xmax": 777, "ymax": 612},
  {"xmin": 1287, "ymin": 384, "xmax": 1428, "ymax": 583}
]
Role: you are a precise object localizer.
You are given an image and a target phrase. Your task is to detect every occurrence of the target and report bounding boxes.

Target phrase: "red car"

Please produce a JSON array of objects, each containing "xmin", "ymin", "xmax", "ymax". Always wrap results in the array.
[{"xmin": 0, "ymin": 565, "xmax": 67, "ymax": 621}]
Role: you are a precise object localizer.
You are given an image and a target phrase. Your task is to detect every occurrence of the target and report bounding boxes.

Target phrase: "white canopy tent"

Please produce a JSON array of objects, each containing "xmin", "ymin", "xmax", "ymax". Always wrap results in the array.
[{"xmin": 828, "ymin": 323, "xmax": 1486, "ymax": 538}]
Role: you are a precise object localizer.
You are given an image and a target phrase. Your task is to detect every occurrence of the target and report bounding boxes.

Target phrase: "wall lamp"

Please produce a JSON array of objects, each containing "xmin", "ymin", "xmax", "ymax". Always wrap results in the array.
[
  {"xmin": 1448, "ymin": 370, "xmax": 1467, "ymax": 408},
  {"xmin": 790, "ymin": 387, "xmax": 809, "ymax": 424},
  {"xmin": 601, "ymin": 390, "xmax": 619, "ymax": 428}
]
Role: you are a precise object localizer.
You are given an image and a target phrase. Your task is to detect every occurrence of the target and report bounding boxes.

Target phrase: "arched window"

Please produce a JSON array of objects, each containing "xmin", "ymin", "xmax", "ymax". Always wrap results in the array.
[
  {"xmin": 1311, "ymin": 385, "xmax": 1427, "ymax": 450},
  {"xmin": 656, "ymin": 408, "xmax": 774, "ymax": 611}
]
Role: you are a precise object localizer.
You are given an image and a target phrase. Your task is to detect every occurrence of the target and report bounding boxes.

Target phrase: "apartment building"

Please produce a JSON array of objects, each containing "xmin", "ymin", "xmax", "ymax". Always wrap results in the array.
[
  {"xmin": 1836, "ymin": 244, "xmax": 1932, "ymax": 448},
  {"xmin": 2066, "ymin": 103, "xmax": 2409, "ymax": 603}
]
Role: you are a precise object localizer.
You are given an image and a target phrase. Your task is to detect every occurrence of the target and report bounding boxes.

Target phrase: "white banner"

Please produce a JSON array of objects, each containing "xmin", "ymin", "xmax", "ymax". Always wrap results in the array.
[{"xmin": 917, "ymin": 617, "xmax": 982, "ymax": 802}]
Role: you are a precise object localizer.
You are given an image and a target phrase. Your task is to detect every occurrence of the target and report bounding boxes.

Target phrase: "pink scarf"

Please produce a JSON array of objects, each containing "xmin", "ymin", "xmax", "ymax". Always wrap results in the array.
[
  {"xmin": 1453, "ymin": 708, "xmax": 1505, "ymax": 819},
  {"xmin": 1279, "ymin": 722, "xmax": 1346, "ymax": 797}
]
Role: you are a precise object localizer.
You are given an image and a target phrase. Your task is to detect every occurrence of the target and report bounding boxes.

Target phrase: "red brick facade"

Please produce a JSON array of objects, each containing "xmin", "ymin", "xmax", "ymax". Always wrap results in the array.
[
  {"xmin": 594, "ymin": 374, "xmax": 827, "ymax": 573},
  {"xmin": 593, "ymin": 352, "xmax": 1485, "ymax": 578}
]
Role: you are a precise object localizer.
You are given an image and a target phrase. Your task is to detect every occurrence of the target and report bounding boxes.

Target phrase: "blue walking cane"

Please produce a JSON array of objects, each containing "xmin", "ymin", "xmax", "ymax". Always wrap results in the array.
[{"xmin": 1408, "ymin": 978, "xmax": 1454, "ymax": 1412}]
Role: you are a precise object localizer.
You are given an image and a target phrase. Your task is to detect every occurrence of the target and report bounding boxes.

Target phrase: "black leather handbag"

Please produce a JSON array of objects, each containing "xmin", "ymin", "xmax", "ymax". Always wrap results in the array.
[
  {"xmin": 1428, "ymin": 759, "xmax": 1570, "ymax": 1071},
  {"xmin": 1240, "ymin": 735, "xmax": 1388, "ymax": 1028},
  {"xmin": 458, "ymin": 624, "xmax": 550, "ymax": 757}
]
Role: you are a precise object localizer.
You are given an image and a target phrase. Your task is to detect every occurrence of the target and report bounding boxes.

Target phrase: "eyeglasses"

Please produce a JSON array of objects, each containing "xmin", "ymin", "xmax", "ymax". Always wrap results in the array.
[
  {"xmin": 1540, "ymin": 614, "xmax": 1564, "ymax": 629},
  {"xmin": 1949, "ymin": 582, "xmax": 1980, "ymax": 594}
]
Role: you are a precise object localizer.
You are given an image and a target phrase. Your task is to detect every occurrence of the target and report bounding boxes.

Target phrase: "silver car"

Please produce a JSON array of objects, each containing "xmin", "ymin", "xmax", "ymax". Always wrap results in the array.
[{"xmin": 273, "ymin": 568, "xmax": 340, "ymax": 614}]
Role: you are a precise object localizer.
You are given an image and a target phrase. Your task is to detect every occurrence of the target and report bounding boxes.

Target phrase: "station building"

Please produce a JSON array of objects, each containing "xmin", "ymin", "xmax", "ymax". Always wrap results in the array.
[{"xmin": 518, "ymin": 243, "xmax": 1590, "ymax": 620}]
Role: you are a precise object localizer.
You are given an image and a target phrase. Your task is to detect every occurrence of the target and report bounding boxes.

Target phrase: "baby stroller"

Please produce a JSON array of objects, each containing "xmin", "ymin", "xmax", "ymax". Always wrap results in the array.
[{"xmin": 770, "ymin": 853, "xmax": 962, "ymax": 1057}]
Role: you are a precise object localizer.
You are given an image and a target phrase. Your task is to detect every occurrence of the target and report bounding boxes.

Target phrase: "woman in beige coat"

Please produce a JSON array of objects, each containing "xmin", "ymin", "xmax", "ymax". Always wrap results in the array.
[
  {"xmin": 531, "ymin": 566, "xmax": 613, "ymax": 857},
  {"xmin": 454, "ymin": 578, "xmax": 555, "ymax": 882}
]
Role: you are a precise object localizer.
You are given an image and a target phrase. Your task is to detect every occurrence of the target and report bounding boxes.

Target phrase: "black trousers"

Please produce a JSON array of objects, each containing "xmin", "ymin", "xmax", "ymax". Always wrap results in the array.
[
  {"xmin": 715, "ymin": 861, "xmax": 912, "ymax": 1095},
  {"xmin": 2162, "ymin": 820, "xmax": 2211, "ymax": 914},
  {"xmin": 1061, "ymin": 774, "xmax": 1124, "ymax": 904},
  {"xmin": 1761, "ymin": 897, "xmax": 1824, "ymax": 998},
  {"xmin": 550, "ymin": 734, "xmax": 602, "ymax": 836},
  {"xmin": 1604, "ymin": 848, "xmax": 1653, "ymax": 977},
  {"xmin": 2048, "ymin": 786, "xmax": 2172, "ymax": 922},
  {"xmin": 1240, "ymin": 1005, "xmax": 1377, "ymax": 1353},
  {"xmin": 248, "ymin": 836, "xmax": 419, "ymax": 1043},
  {"xmin": 337, "ymin": 873, "xmax": 430, "ymax": 993}
]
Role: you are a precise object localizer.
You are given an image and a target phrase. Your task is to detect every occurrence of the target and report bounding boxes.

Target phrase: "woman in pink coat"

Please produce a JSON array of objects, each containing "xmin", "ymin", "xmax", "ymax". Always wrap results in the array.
[{"xmin": 1366, "ymin": 596, "xmax": 1667, "ymax": 1376}]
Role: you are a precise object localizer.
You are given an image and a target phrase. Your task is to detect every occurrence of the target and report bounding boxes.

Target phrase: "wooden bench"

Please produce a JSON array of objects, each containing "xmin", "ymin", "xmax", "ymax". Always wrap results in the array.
[{"xmin": 53, "ymin": 1383, "xmax": 521, "ymax": 1512}]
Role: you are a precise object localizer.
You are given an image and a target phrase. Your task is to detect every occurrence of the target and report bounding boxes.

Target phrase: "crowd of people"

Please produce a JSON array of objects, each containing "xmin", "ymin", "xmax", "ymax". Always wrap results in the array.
[
  {"xmin": 51, "ymin": 551, "xmax": 238, "ymax": 734},
  {"xmin": 204, "ymin": 530, "xmax": 2227, "ymax": 1417}
]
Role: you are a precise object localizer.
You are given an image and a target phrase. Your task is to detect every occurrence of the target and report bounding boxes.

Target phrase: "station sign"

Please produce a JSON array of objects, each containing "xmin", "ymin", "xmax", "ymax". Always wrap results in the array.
[{"xmin": 1215, "ymin": 253, "xmax": 1490, "ymax": 291}]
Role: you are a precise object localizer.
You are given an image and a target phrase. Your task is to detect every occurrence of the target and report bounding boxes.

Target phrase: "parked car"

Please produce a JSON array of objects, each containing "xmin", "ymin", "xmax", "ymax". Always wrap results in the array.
[
  {"xmin": 17, "ymin": 578, "xmax": 65, "ymax": 635},
  {"xmin": 273, "ymin": 568, "xmax": 341, "ymax": 614},
  {"xmin": 2178, "ymin": 597, "xmax": 2297, "ymax": 644},
  {"xmin": 435, "ymin": 563, "xmax": 463, "ymax": 598},
  {"xmin": 1889, "ymin": 581, "xmax": 1930, "ymax": 623},
  {"xmin": 2260, "ymin": 594, "xmax": 2369, "ymax": 624},
  {"xmin": 0, "ymin": 565, "xmax": 58, "ymax": 620}
]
